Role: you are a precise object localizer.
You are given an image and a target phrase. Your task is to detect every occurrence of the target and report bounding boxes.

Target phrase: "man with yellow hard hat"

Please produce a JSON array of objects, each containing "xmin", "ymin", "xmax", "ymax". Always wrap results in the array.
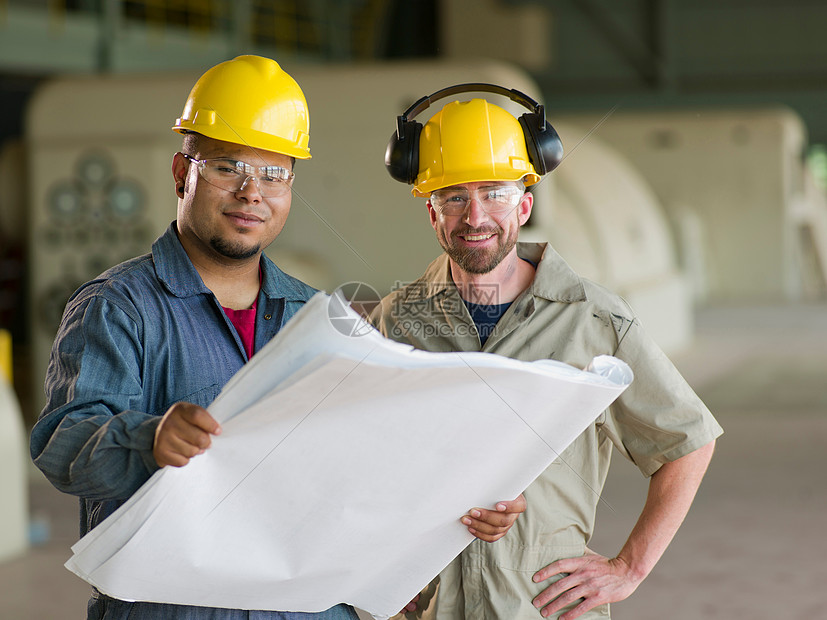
[
  {"xmin": 373, "ymin": 85, "xmax": 722, "ymax": 620},
  {"xmin": 30, "ymin": 56, "xmax": 358, "ymax": 620}
]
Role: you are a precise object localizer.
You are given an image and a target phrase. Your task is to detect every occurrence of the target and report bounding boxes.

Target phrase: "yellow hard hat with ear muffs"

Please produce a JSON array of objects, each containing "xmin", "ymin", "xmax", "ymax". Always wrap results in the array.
[{"xmin": 384, "ymin": 83, "xmax": 563, "ymax": 197}]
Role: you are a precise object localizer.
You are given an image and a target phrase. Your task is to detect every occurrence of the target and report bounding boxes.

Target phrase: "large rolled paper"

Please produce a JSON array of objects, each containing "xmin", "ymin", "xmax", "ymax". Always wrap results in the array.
[{"xmin": 66, "ymin": 293, "xmax": 632, "ymax": 618}]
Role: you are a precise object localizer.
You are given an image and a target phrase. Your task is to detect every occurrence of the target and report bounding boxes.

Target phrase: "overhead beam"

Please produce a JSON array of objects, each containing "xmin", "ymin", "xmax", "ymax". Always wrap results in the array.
[{"xmin": 570, "ymin": 0, "xmax": 663, "ymax": 89}]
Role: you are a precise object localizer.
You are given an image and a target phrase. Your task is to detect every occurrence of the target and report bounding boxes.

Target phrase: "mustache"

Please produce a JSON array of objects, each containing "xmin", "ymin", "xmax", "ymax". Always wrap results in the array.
[{"xmin": 452, "ymin": 225, "xmax": 502, "ymax": 238}]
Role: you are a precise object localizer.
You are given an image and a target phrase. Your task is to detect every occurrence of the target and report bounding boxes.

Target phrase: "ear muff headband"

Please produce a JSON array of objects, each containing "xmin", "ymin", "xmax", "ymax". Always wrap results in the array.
[{"xmin": 384, "ymin": 82, "xmax": 563, "ymax": 185}]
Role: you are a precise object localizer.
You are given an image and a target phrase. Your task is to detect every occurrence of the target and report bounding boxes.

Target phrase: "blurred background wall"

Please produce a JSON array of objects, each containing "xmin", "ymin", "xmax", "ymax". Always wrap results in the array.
[{"xmin": 1, "ymin": 0, "xmax": 827, "ymax": 572}]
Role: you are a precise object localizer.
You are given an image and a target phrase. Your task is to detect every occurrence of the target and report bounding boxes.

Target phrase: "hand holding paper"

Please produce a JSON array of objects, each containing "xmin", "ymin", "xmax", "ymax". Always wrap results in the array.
[
  {"xmin": 462, "ymin": 494, "xmax": 527, "ymax": 542},
  {"xmin": 153, "ymin": 403, "xmax": 222, "ymax": 468}
]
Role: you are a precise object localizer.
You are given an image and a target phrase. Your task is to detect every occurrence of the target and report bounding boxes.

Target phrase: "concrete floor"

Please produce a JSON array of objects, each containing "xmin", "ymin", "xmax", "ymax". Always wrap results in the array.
[
  {"xmin": 1, "ymin": 303, "xmax": 825, "ymax": 619},
  {"xmin": 590, "ymin": 303, "xmax": 827, "ymax": 618}
]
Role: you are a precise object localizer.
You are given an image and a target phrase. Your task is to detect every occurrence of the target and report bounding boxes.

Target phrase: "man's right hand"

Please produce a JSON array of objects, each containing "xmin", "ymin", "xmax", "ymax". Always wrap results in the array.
[
  {"xmin": 461, "ymin": 493, "xmax": 527, "ymax": 542},
  {"xmin": 153, "ymin": 402, "xmax": 222, "ymax": 468}
]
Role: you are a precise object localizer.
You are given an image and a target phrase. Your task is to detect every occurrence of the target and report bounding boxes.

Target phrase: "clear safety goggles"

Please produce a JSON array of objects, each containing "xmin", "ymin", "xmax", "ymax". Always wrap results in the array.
[
  {"xmin": 182, "ymin": 153, "xmax": 294, "ymax": 197},
  {"xmin": 429, "ymin": 184, "xmax": 525, "ymax": 216}
]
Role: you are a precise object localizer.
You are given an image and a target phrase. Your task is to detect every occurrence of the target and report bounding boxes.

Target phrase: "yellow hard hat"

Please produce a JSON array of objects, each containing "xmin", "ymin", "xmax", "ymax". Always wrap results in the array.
[
  {"xmin": 173, "ymin": 55, "xmax": 311, "ymax": 159},
  {"xmin": 412, "ymin": 98, "xmax": 540, "ymax": 197}
]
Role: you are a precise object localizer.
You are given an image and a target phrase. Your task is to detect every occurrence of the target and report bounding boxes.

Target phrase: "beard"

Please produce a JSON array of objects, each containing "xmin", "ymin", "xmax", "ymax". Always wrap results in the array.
[
  {"xmin": 209, "ymin": 236, "xmax": 261, "ymax": 260},
  {"xmin": 437, "ymin": 223, "xmax": 518, "ymax": 275}
]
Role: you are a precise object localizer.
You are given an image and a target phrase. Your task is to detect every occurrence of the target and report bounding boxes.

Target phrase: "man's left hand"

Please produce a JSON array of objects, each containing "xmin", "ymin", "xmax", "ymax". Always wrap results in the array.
[
  {"xmin": 531, "ymin": 549, "xmax": 642, "ymax": 619},
  {"xmin": 461, "ymin": 493, "xmax": 526, "ymax": 542}
]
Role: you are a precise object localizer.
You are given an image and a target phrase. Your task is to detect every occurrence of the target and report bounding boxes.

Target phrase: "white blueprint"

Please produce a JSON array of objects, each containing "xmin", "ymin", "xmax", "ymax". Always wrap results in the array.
[{"xmin": 65, "ymin": 292, "xmax": 633, "ymax": 619}]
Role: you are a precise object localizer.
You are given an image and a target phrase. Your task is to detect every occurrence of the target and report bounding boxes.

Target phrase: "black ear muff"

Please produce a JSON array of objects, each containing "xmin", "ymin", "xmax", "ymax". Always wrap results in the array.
[
  {"xmin": 518, "ymin": 107, "xmax": 564, "ymax": 176},
  {"xmin": 385, "ymin": 83, "xmax": 563, "ymax": 186},
  {"xmin": 385, "ymin": 116, "xmax": 422, "ymax": 184}
]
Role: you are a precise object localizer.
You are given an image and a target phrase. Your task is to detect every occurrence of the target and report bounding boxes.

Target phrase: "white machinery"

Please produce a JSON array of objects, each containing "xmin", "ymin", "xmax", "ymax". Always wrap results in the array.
[
  {"xmin": 559, "ymin": 107, "xmax": 827, "ymax": 303},
  {"xmin": 0, "ymin": 330, "xmax": 28, "ymax": 561}
]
